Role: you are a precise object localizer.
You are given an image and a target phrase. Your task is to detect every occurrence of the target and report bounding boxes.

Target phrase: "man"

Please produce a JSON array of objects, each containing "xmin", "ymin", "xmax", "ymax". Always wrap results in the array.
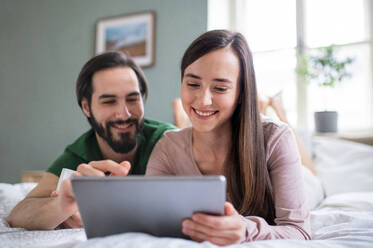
[{"xmin": 7, "ymin": 52, "xmax": 176, "ymax": 230}]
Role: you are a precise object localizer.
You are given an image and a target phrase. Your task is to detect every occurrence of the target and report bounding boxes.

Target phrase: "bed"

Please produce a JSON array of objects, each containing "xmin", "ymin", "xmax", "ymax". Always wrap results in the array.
[{"xmin": 1, "ymin": 136, "xmax": 373, "ymax": 248}]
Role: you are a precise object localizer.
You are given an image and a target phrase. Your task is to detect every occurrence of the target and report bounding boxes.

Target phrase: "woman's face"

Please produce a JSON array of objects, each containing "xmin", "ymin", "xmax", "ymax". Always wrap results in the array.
[{"xmin": 181, "ymin": 48, "xmax": 240, "ymax": 133}]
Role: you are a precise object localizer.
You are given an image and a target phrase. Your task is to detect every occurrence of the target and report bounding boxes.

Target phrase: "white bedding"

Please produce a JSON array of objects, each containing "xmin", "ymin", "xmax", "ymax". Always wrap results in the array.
[{"xmin": 1, "ymin": 137, "xmax": 373, "ymax": 248}]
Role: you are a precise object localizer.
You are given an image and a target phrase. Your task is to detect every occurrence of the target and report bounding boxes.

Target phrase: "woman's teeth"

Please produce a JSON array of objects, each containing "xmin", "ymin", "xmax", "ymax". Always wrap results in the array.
[{"xmin": 195, "ymin": 110, "xmax": 216, "ymax": 117}]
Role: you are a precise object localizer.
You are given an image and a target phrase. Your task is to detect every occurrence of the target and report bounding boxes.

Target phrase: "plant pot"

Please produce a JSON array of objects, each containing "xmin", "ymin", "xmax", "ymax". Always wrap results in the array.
[{"xmin": 314, "ymin": 111, "xmax": 338, "ymax": 133}]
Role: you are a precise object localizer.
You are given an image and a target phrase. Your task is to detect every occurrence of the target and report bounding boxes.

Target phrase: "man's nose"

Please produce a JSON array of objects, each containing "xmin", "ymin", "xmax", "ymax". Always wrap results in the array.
[{"xmin": 115, "ymin": 103, "xmax": 131, "ymax": 119}]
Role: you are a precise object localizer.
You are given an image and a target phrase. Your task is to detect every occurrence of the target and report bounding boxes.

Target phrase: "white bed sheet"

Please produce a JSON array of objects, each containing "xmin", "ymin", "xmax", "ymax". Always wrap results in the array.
[{"xmin": 1, "ymin": 137, "xmax": 372, "ymax": 248}]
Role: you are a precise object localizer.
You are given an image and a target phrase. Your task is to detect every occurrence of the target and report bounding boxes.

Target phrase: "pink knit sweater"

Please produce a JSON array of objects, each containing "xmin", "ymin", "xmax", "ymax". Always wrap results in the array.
[{"xmin": 146, "ymin": 118, "xmax": 311, "ymax": 241}]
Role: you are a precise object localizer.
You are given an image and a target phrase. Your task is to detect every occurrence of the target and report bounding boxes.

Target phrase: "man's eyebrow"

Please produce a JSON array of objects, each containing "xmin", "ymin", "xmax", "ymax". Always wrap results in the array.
[
  {"xmin": 184, "ymin": 73, "xmax": 202, "ymax": 80},
  {"xmin": 127, "ymin": 92, "xmax": 140, "ymax": 97},
  {"xmin": 99, "ymin": 94, "xmax": 116, "ymax": 99}
]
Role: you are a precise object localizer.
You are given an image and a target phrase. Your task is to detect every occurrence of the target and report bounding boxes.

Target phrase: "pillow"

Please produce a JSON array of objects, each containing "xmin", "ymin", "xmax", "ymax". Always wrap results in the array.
[
  {"xmin": 312, "ymin": 137, "xmax": 373, "ymax": 196},
  {"xmin": 302, "ymin": 166, "xmax": 324, "ymax": 210},
  {"xmin": 0, "ymin": 183, "xmax": 36, "ymax": 217}
]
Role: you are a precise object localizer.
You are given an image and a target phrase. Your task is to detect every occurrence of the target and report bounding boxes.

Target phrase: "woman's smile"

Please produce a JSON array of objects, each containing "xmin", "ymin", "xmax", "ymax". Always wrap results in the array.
[{"xmin": 192, "ymin": 108, "xmax": 219, "ymax": 119}]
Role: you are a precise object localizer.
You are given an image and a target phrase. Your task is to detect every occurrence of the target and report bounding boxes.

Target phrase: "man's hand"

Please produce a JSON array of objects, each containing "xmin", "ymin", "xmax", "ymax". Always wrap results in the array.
[
  {"xmin": 61, "ymin": 212, "xmax": 82, "ymax": 229},
  {"xmin": 182, "ymin": 202, "xmax": 246, "ymax": 246},
  {"xmin": 76, "ymin": 160, "xmax": 131, "ymax": 176},
  {"xmin": 50, "ymin": 160, "xmax": 131, "ymax": 229},
  {"xmin": 51, "ymin": 180, "xmax": 82, "ymax": 228}
]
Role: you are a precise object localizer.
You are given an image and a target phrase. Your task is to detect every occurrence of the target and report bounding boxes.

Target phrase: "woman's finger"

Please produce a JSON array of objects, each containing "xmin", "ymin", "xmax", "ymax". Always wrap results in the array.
[
  {"xmin": 224, "ymin": 202, "xmax": 238, "ymax": 216},
  {"xmin": 191, "ymin": 202, "xmax": 241, "ymax": 230},
  {"xmin": 205, "ymin": 235, "xmax": 237, "ymax": 246},
  {"xmin": 182, "ymin": 219, "xmax": 237, "ymax": 240},
  {"xmin": 192, "ymin": 213, "xmax": 241, "ymax": 230},
  {"xmin": 183, "ymin": 225, "xmax": 240, "ymax": 246}
]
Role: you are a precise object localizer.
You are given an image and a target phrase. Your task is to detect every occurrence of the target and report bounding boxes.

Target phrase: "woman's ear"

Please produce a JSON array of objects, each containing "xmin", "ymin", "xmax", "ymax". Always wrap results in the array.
[{"xmin": 81, "ymin": 98, "xmax": 91, "ymax": 118}]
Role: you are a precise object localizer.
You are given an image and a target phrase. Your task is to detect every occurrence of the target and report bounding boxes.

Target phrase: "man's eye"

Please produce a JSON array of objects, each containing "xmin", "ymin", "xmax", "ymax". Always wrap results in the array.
[
  {"xmin": 187, "ymin": 82, "xmax": 200, "ymax": 88},
  {"xmin": 102, "ymin": 100, "xmax": 115, "ymax": 104},
  {"xmin": 127, "ymin": 98, "xmax": 138, "ymax": 102}
]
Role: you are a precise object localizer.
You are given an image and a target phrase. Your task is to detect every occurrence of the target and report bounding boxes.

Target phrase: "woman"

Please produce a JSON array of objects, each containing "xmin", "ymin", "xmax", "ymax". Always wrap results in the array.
[{"xmin": 146, "ymin": 30, "xmax": 311, "ymax": 245}]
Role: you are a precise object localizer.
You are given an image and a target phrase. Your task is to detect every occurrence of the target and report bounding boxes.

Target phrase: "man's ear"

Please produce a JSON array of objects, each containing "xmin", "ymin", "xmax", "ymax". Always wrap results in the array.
[{"xmin": 81, "ymin": 98, "xmax": 91, "ymax": 118}]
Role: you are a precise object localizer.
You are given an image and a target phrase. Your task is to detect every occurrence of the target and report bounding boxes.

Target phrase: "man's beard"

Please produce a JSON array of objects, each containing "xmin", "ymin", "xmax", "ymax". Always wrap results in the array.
[{"xmin": 88, "ymin": 110, "xmax": 144, "ymax": 154}]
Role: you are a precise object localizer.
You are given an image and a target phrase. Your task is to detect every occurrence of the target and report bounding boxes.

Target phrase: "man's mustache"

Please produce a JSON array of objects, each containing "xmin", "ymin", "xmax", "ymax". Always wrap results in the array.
[{"xmin": 107, "ymin": 118, "xmax": 138, "ymax": 127}]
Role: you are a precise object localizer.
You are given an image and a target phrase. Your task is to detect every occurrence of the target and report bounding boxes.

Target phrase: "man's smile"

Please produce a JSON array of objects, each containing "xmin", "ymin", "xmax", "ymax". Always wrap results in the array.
[{"xmin": 111, "ymin": 122, "xmax": 134, "ymax": 133}]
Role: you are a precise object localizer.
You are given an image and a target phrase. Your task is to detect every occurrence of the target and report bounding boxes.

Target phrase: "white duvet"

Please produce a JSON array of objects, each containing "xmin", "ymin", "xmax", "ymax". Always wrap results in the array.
[{"xmin": 1, "ymin": 137, "xmax": 373, "ymax": 248}]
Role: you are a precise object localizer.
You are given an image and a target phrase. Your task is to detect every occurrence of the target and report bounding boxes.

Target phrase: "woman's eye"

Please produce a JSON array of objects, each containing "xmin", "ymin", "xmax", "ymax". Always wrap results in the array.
[{"xmin": 215, "ymin": 87, "xmax": 228, "ymax": 92}]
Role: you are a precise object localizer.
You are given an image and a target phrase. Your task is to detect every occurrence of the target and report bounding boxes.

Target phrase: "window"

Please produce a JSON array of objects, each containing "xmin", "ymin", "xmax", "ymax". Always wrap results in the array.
[
  {"xmin": 208, "ymin": 0, "xmax": 373, "ymax": 131},
  {"xmin": 305, "ymin": 0, "xmax": 372, "ymax": 130}
]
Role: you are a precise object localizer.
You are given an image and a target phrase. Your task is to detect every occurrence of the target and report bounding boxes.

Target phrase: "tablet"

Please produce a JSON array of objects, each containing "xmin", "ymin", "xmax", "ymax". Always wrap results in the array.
[{"xmin": 71, "ymin": 176, "xmax": 226, "ymax": 239}]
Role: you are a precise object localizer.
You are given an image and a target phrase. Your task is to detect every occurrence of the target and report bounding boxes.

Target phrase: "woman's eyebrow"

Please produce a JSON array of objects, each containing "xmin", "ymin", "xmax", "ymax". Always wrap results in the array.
[
  {"xmin": 213, "ymin": 78, "xmax": 232, "ymax": 83},
  {"xmin": 185, "ymin": 73, "xmax": 232, "ymax": 84}
]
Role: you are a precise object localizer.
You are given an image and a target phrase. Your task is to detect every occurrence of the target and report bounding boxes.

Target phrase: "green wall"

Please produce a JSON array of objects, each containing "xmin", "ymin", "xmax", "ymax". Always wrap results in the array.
[{"xmin": 0, "ymin": 0, "xmax": 207, "ymax": 183}]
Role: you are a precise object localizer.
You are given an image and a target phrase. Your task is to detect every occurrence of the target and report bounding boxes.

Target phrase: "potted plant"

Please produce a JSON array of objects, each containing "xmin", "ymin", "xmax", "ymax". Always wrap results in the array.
[{"xmin": 297, "ymin": 45, "xmax": 354, "ymax": 133}]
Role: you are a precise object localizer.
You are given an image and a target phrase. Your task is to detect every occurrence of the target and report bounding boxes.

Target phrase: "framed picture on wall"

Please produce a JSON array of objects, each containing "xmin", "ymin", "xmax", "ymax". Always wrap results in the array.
[{"xmin": 96, "ymin": 11, "xmax": 156, "ymax": 67}]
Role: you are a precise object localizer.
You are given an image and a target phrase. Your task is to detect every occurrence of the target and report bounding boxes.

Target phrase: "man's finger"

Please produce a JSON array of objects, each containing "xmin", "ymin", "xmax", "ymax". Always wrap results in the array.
[
  {"xmin": 60, "ymin": 179, "xmax": 75, "ymax": 201},
  {"xmin": 88, "ymin": 160, "xmax": 128, "ymax": 176},
  {"xmin": 72, "ymin": 171, "xmax": 82, "ymax": 177},
  {"xmin": 63, "ymin": 213, "xmax": 83, "ymax": 229},
  {"xmin": 112, "ymin": 161, "xmax": 131, "ymax": 176},
  {"xmin": 58, "ymin": 179, "xmax": 78, "ymax": 216},
  {"xmin": 50, "ymin": 191, "xmax": 58, "ymax": 197},
  {"xmin": 77, "ymin": 163, "xmax": 105, "ymax": 176},
  {"xmin": 70, "ymin": 212, "xmax": 83, "ymax": 227}
]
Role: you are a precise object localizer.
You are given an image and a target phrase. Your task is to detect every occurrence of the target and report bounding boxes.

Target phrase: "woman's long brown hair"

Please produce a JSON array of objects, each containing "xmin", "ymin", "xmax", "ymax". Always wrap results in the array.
[{"xmin": 181, "ymin": 30, "xmax": 275, "ymax": 224}]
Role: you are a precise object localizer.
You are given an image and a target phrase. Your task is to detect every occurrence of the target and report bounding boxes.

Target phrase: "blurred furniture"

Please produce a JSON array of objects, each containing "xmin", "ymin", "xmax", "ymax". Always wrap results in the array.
[{"xmin": 314, "ymin": 129, "xmax": 373, "ymax": 146}]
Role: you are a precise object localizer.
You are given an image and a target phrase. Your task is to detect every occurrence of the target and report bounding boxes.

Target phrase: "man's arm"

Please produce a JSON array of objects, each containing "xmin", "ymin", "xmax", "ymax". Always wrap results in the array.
[
  {"xmin": 7, "ymin": 160, "xmax": 131, "ymax": 230},
  {"xmin": 7, "ymin": 172, "xmax": 74, "ymax": 230}
]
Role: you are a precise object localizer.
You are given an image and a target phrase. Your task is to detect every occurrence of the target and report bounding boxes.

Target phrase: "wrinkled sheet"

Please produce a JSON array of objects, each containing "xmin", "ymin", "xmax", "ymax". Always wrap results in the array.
[
  {"xmin": 1, "ymin": 189, "xmax": 373, "ymax": 248},
  {"xmin": 1, "ymin": 137, "xmax": 373, "ymax": 248}
]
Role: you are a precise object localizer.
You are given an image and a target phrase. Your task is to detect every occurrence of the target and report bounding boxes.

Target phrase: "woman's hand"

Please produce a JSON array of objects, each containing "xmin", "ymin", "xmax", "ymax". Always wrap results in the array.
[{"xmin": 182, "ymin": 202, "xmax": 246, "ymax": 246}]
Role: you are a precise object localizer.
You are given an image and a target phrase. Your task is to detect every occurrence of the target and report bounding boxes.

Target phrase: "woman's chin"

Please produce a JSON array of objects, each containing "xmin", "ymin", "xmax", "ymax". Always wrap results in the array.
[{"xmin": 191, "ymin": 122, "xmax": 217, "ymax": 133}]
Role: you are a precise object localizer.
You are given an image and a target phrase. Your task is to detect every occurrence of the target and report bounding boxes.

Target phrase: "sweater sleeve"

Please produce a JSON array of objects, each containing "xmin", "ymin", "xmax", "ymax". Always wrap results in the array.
[{"xmin": 241, "ymin": 126, "xmax": 311, "ymax": 241}]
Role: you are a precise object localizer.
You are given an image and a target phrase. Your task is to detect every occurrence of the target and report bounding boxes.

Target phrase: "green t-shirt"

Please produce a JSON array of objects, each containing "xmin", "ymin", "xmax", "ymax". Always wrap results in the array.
[{"xmin": 47, "ymin": 118, "xmax": 176, "ymax": 177}]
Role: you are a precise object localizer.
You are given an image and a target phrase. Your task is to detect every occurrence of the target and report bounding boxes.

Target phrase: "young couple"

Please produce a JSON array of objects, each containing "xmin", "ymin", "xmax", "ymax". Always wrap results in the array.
[{"xmin": 8, "ymin": 30, "xmax": 311, "ymax": 245}]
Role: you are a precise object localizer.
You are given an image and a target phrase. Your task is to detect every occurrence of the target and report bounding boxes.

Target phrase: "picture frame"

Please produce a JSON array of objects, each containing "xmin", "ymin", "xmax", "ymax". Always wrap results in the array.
[{"xmin": 96, "ymin": 11, "xmax": 156, "ymax": 67}]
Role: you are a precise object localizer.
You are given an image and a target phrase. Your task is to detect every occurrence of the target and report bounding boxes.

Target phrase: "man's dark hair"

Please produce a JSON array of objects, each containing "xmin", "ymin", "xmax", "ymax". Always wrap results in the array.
[{"xmin": 76, "ymin": 51, "xmax": 148, "ymax": 108}]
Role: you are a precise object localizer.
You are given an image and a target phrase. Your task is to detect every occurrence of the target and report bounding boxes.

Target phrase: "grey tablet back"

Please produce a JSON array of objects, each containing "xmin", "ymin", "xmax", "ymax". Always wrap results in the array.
[{"xmin": 71, "ymin": 176, "xmax": 226, "ymax": 239}]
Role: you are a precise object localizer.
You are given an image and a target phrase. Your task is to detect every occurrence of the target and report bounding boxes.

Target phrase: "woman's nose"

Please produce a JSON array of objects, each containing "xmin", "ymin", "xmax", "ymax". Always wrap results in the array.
[{"xmin": 199, "ymin": 89, "xmax": 212, "ymax": 106}]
